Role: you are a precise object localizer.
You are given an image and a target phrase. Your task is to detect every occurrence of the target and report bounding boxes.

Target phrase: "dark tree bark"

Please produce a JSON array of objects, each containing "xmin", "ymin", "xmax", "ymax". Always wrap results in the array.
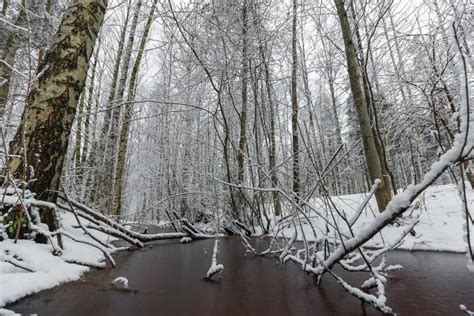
[
  {"xmin": 237, "ymin": 0, "xmax": 248, "ymax": 187},
  {"xmin": 1, "ymin": 0, "xmax": 7, "ymax": 16},
  {"xmin": 291, "ymin": 0, "xmax": 301, "ymax": 196}
]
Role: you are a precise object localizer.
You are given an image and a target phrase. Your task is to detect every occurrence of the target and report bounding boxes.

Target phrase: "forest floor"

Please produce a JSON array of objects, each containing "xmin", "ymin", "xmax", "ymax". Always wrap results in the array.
[{"xmin": 0, "ymin": 183, "xmax": 473, "ymax": 313}]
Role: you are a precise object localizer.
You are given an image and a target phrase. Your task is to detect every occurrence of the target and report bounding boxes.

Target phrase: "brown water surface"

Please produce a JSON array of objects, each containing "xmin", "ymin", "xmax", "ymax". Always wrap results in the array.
[{"xmin": 7, "ymin": 237, "xmax": 474, "ymax": 315}]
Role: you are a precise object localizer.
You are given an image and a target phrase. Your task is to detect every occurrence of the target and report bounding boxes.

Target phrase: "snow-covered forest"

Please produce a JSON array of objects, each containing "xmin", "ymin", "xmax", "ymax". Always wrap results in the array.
[{"xmin": 0, "ymin": 0, "xmax": 473, "ymax": 315}]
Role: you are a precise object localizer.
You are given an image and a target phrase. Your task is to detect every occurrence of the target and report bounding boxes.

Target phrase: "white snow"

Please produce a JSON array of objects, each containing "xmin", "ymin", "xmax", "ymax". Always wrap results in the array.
[
  {"xmin": 206, "ymin": 263, "xmax": 224, "ymax": 279},
  {"xmin": 180, "ymin": 237, "xmax": 192, "ymax": 243},
  {"xmin": 0, "ymin": 210, "xmax": 115, "ymax": 308},
  {"xmin": 206, "ymin": 239, "xmax": 224, "ymax": 278},
  {"xmin": 460, "ymin": 304, "xmax": 474, "ymax": 316},
  {"xmin": 278, "ymin": 184, "xmax": 474, "ymax": 253},
  {"xmin": 111, "ymin": 276, "xmax": 129, "ymax": 289},
  {"xmin": 0, "ymin": 308, "xmax": 20, "ymax": 315}
]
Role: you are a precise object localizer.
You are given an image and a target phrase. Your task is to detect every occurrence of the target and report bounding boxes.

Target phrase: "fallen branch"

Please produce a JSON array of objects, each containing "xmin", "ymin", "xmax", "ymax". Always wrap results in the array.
[
  {"xmin": 57, "ymin": 203, "xmax": 144, "ymax": 247},
  {"xmin": 0, "ymin": 253, "xmax": 35, "ymax": 272},
  {"xmin": 183, "ymin": 226, "xmax": 218, "ymax": 240},
  {"xmin": 460, "ymin": 304, "xmax": 474, "ymax": 316},
  {"xmin": 63, "ymin": 259, "xmax": 106, "ymax": 269},
  {"xmin": 52, "ymin": 228, "xmax": 116, "ymax": 267},
  {"xmin": 58, "ymin": 196, "xmax": 193, "ymax": 242},
  {"xmin": 60, "ymin": 187, "xmax": 111, "ymax": 249},
  {"xmin": 80, "ymin": 223, "xmax": 144, "ymax": 247}
]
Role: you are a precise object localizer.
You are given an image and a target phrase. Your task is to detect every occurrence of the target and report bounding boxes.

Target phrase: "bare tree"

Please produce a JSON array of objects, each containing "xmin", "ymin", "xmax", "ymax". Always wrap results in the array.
[
  {"xmin": 114, "ymin": 0, "xmax": 158, "ymax": 216},
  {"xmin": 334, "ymin": 0, "xmax": 391, "ymax": 212},
  {"xmin": 291, "ymin": 0, "xmax": 301, "ymax": 197}
]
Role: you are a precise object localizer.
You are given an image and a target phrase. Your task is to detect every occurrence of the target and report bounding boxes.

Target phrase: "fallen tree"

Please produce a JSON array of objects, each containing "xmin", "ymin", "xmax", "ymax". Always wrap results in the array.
[{"xmin": 0, "ymin": 183, "xmax": 221, "ymax": 275}]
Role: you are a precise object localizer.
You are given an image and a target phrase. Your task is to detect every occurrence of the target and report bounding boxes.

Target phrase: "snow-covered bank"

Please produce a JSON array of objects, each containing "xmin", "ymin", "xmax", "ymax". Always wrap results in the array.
[
  {"xmin": 0, "ymin": 211, "xmax": 113, "ymax": 307},
  {"xmin": 278, "ymin": 184, "xmax": 474, "ymax": 253}
]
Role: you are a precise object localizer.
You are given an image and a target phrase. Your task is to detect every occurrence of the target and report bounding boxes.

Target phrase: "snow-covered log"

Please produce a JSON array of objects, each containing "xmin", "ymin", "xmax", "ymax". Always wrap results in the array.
[{"xmin": 57, "ymin": 196, "xmax": 191, "ymax": 242}]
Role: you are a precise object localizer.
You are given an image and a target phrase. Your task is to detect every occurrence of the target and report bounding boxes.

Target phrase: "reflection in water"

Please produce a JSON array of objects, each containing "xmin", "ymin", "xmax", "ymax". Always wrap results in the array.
[{"xmin": 8, "ymin": 237, "xmax": 474, "ymax": 315}]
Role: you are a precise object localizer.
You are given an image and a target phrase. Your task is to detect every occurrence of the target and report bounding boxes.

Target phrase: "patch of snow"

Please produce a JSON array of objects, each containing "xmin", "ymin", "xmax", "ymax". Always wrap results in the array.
[
  {"xmin": 0, "ymin": 210, "xmax": 115, "ymax": 307},
  {"xmin": 180, "ymin": 237, "xmax": 192, "ymax": 243},
  {"xmin": 0, "ymin": 308, "xmax": 20, "ymax": 315},
  {"xmin": 277, "ymin": 184, "xmax": 474, "ymax": 253},
  {"xmin": 111, "ymin": 277, "xmax": 129, "ymax": 289}
]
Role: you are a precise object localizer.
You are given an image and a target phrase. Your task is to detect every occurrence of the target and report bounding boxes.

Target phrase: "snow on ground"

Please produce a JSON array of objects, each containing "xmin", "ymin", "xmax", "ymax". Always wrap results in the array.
[
  {"xmin": 278, "ymin": 184, "xmax": 474, "ymax": 253},
  {"xmin": 0, "ymin": 308, "xmax": 20, "ymax": 315},
  {"xmin": 0, "ymin": 210, "xmax": 114, "ymax": 308}
]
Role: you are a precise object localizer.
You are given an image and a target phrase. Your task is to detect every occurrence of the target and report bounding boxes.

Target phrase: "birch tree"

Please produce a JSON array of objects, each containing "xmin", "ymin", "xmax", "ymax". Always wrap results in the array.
[
  {"xmin": 7, "ymin": 0, "xmax": 108, "ymax": 231},
  {"xmin": 113, "ymin": 0, "xmax": 157, "ymax": 216}
]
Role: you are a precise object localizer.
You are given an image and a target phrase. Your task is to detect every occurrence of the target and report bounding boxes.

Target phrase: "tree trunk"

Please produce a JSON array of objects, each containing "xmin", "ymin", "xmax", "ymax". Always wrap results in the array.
[
  {"xmin": 349, "ymin": 0, "xmax": 395, "ymax": 196},
  {"xmin": 37, "ymin": 0, "xmax": 54, "ymax": 68},
  {"xmin": 251, "ymin": 0, "xmax": 282, "ymax": 216},
  {"xmin": 0, "ymin": 2, "xmax": 26, "ymax": 119},
  {"xmin": 74, "ymin": 89, "xmax": 85, "ymax": 172},
  {"xmin": 82, "ymin": 40, "xmax": 100, "ymax": 167},
  {"xmin": 291, "ymin": 0, "xmax": 301, "ymax": 196},
  {"xmin": 84, "ymin": 57, "xmax": 103, "ymax": 203},
  {"xmin": 264, "ymin": 61, "xmax": 282, "ymax": 216},
  {"xmin": 1, "ymin": 0, "xmax": 7, "ymax": 16},
  {"xmin": 237, "ymin": 0, "xmax": 248, "ymax": 188},
  {"xmin": 114, "ymin": 0, "xmax": 157, "ymax": 216},
  {"xmin": 7, "ymin": 0, "xmax": 108, "ymax": 231},
  {"xmin": 334, "ymin": 0, "xmax": 390, "ymax": 212},
  {"xmin": 328, "ymin": 77, "xmax": 343, "ymax": 146},
  {"xmin": 92, "ymin": 0, "xmax": 132, "ymax": 206},
  {"xmin": 103, "ymin": 0, "xmax": 142, "ymax": 214}
]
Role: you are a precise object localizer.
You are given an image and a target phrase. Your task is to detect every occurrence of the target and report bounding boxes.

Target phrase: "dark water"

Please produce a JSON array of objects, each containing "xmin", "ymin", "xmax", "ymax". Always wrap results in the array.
[{"xmin": 7, "ymin": 237, "xmax": 474, "ymax": 315}]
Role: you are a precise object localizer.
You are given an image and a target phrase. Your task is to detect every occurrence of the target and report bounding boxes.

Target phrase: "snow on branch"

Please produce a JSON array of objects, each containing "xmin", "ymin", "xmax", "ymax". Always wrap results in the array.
[
  {"xmin": 51, "ymin": 228, "xmax": 116, "ymax": 267},
  {"xmin": 460, "ymin": 304, "xmax": 474, "ymax": 316},
  {"xmin": 348, "ymin": 179, "xmax": 380, "ymax": 227},
  {"xmin": 206, "ymin": 239, "xmax": 224, "ymax": 279},
  {"xmin": 57, "ymin": 196, "xmax": 204, "ymax": 242},
  {"xmin": 453, "ymin": 21, "xmax": 474, "ymax": 269}
]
